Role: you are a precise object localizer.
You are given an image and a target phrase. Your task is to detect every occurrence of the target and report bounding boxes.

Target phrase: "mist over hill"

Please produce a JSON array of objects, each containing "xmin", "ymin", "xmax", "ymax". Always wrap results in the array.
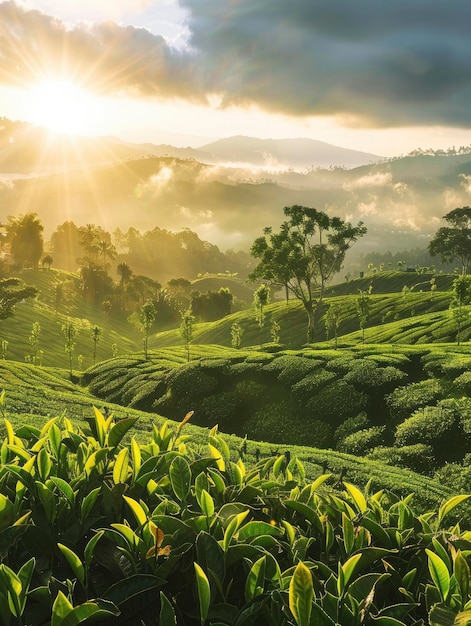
[{"xmin": 1, "ymin": 117, "xmax": 471, "ymax": 259}]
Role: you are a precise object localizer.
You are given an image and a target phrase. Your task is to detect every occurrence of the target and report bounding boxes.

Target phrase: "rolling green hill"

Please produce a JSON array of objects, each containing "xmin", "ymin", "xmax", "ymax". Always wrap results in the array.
[
  {"xmin": 1, "ymin": 266, "xmax": 471, "ymax": 504},
  {"xmin": 0, "ymin": 357, "xmax": 456, "ymax": 509}
]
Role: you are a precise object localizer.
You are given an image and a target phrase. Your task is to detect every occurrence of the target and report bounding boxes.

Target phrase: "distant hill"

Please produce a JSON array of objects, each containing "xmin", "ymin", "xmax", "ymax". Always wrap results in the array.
[
  {"xmin": 199, "ymin": 135, "xmax": 382, "ymax": 169},
  {"xmin": 2, "ymin": 116, "xmax": 471, "ymax": 259},
  {"xmin": 0, "ymin": 118, "xmax": 381, "ymax": 174}
]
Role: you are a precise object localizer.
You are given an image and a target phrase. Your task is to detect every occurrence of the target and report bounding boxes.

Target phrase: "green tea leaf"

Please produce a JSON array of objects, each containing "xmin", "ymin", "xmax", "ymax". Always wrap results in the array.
[
  {"xmin": 159, "ymin": 592, "xmax": 177, "ymax": 626},
  {"xmin": 200, "ymin": 489, "xmax": 214, "ymax": 518},
  {"xmin": 438, "ymin": 495, "xmax": 471, "ymax": 526},
  {"xmin": 208, "ymin": 444, "xmax": 225, "ymax": 472},
  {"xmin": 245, "ymin": 555, "xmax": 266, "ymax": 602},
  {"xmin": 58, "ymin": 543, "xmax": 85, "ymax": 587},
  {"xmin": 454, "ymin": 550, "xmax": 470, "ymax": 602},
  {"xmin": 123, "ymin": 495, "xmax": 148, "ymax": 527},
  {"xmin": 289, "ymin": 561, "xmax": 313, "ymax": 626},
  {"xmin": 426, "ymin": 549, "xmax": 450, "ymax": 602},
  {"xmin": 237, "ymin": 521, "xmax": 284, "ymax": 541},
  {"xmin": 109, "ymin": 417, "xmax": 139, "ymax": 449},
  {"xmin": 84, "ymin": 530, "xmax": 105, "ymax": 571},
  {"xmin": 194, "ymin": 562, "xmax": 211, "ymax": 626},
  {"xmin": 169, "ymin": 456, "xmax": 191, "ymax": 502},
  {"xmin": 49, "ymin": 477, "xmax": 75, "ymax": 506},
  {"xmin": 342, "ymin": 553, "xmax": 362, "ymax": 589},
  {"xmin": 113, "ymin": 448, "xmax": 129, "ymax": 485},
  {"xmin": 342, "ymin": 512, "xmax": 354, "ymax": 556},
  {"xmin": 51, "ymin": 591, "xmax": 73, "ymax": 626},
  {"xmin": 344, "ymin": 482, "xmax": 367, "ymax": 514}
]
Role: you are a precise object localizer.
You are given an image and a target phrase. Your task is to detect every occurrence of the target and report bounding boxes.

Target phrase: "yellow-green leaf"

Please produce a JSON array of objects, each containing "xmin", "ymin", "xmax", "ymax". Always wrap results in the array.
[
  {"xmin": 426, "ymin": 548, "xmax": 450, "ymax": 602},
  {"xmin": 289, "ymin": 561, "xmax": 313, "ymax": 626},
  {"xmin": 113, "ymin": 448, "xmax": 129, "ymax": 485},
  {"xmin": 58, "ymin": 543, "xmax": 85, "ymax": 587},
  {"xmin": 438, "ymin": 495, "xmax": 471, "ymax": 526},
  {"xmin": 123, "ymin": 495, "xmax": 148, "ymax": 527},
  {"xmin": 194, "ymin": 562, "xmax": 210, "ymax": 626},
  {"xmin": 208, "ymin": 443, "xmax": 225, "ymax": 472},
  {"xmin": 344, "ymin": 482, "xmax": 367, "ymax": 514}
]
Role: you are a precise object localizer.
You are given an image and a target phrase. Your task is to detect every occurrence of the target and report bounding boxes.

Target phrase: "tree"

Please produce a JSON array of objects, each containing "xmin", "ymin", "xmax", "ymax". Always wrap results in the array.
[
  {"xmin": 325, "ymin": 301, "xmax": 342, "ymax": 349},
  {"xmin": 253, "ymin": 284, "xmax": 270, "ymax": 328},
  {"xmin": 137, "ymin": 300, "xmax": 156, "ymax": 360},
  {"xmin": 270, "ymin": 320, "xmax": 281, "ymax": 344},
  {"xmin": 180, "ymin": 310, "xmax": 194, "ymax": 362},
  {"xmin": 29, "ymin": 322, "xmax": 41, "ymax": 365},
  {"xmin": 0, "ymin": 278, "xmax": 37, "ymax": 320},
  {"xmin": 450, "ymin": 275, "xmax": 471, "ymax": 345},
  {"xmin": 7, "ymin": 213, "xmax": 44, "ymax": 269},
  {"xmin": 117, "ymin": 262, "xmax": 133, "ymax": 311},
  {"xmin": 42, "ymin": 254, "xmax": 53, "ymax": 270},
  {"xmin": 231, "ymin": 321, "xmax": 243, "ymax": 349},
  {"xmin": 250, "ymin": 205, "xmax": 366, "ymax": 342},
  {"xmin": 62, "ymin": 320, "xmax": 77, "ymax": 376},
  {"xmin": 92, "ymin": 326, "xmax": 101, "ymax": 365},
  {"xmin": 96, "ymin": 240, "xmax": 117, "ymax": 271},
  {"xmin": 428, "ymin": 207, "xmax": 471, "ymax": 275},
  {"xmin": 356, "ymin": 290, "xmax": 370, "ymax": 344}
]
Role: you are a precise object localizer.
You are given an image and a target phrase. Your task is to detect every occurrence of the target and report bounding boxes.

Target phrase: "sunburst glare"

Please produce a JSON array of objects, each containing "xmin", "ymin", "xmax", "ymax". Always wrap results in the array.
[{"xmin": 27, "ymin": 79, "xmax": 101, "ymax": 135}]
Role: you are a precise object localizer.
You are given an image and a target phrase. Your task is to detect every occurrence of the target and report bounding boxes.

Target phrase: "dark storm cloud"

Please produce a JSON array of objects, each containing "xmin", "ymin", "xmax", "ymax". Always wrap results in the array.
[
  {"xmin": 181, "ymin": 0, "xmax": 471, "ymax": 127},
  {"xmin": 1, "ymin": 0, "xmax": 470, "ymax": 127}
]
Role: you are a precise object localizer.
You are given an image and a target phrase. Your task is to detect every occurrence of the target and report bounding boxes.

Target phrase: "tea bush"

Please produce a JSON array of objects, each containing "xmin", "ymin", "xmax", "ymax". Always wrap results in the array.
[
  {"xmin": 0, "ymin": 406, "xmax": 469, "ymax": 625},
  {"xmin": 334, "ymin": 413, "xmax": 370, "ymax": 446},
  {"xmin": 386, "ymin": 378, "xmax": 449, "ymax": 421},
  {"xmin": 368, "ymin": 443, "xmax": 436, "ymax": 474},
  {"xmin": 339, "ymin": 426, "xmax": 386, "ymax": 455},
  {"xmin": 305, "ymin": 380, "xmax": 368, "ymax": 426}
]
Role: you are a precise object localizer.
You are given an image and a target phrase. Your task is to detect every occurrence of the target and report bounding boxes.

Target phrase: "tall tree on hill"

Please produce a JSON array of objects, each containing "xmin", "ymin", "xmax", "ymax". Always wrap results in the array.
[
  {"xmin": 253, "ymin": 283, "xmax": 270, "ymax": 328},
  {"xmin": 7, "ymin": 213, "xmax": 44, "ymax": 269},
  {"xmin": 250, "ymin": 205, "xmax": 366, "ymax": 343},
  {"xmin": 96, "ymin": 240, "xmax": 117, "ymax": 272},
  {"xmin": 138, "ymin": 299, "xmax": 156, "ymax": 360},
  {"xmin": 428, "ymin": 207, "xmax": 471, "ymax": 275},
  {"xmin": 450, "ymin": 275, "xmax": 471, "ymax": 345},
  {"xmin": 117, "ymin": 262, "xmax": 133, "ymax": 310}
]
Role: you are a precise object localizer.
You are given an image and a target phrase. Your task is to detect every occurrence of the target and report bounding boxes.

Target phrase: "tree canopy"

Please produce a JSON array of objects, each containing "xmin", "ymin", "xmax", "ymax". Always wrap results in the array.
[
  {"xmin": 0, "ymin": 277, "xmax": 38, "ymax": 320},
  {"xmin": 428, "ymin": 207, "xmax": 471, "ymax": 274},
  {"xmin": 7, "ymin": 213, "xmax": 44, "ymax": 269},
  {"xmin": 250, "ymin": 205, "xmax": 366, "ymax": 342}
]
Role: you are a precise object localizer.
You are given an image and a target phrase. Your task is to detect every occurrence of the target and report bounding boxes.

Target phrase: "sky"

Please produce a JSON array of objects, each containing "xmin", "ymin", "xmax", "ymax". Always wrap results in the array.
[{"xmin": 1, "ymin": 0, "xmax": 471, "ymax": 156}]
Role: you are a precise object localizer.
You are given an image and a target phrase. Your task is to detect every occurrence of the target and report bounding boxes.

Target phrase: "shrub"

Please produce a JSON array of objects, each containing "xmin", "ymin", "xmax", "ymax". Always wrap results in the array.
[
  {"xmin": 291, "ymin": 369, "xmax": 337, "ymax": 404},
  {"xmin": 344, "ymin": 362, "xmax": 406, "ymax": 390},
  {"xmin": 263, "ymin": 354, "xmax": 322, "ymax": 385},
  {"xmin": 386, "ymin": 378, "xmax": 448, "ymax": 421},
  {"xmin": 200, "ymin": 392, "xmax": 239, "ymax": 429},
  {"xmin": 166, "ymin": 363, "xmax": 219, "ymax": 399},
  {"xmin": 369, "ymin": 444, "xmax": 435, "ymax": 474},
  {"xmin": 434, "ymin": 463, "xmax": 471, "ymax": 492},
  {"xmin": 245, "ymin": 401, "xmax": 333, "ymax": 448},
  {"xmin": 305, "ymin": 380, "xmax": 368, "ymax": 426},
  {"xmin": 334, "ymin": 412, "xmax": 370, "ymax": 446},
  {"xmin": 339, "ymin": 426, "xmax": 386, "ymax": 455},
  {"xmin": 453, "ymin": 371, "xmax": 471, "ymax": 395},
  {"xmin": 394, "ymin": 402, "xmax": 466, "ymax": 464}
]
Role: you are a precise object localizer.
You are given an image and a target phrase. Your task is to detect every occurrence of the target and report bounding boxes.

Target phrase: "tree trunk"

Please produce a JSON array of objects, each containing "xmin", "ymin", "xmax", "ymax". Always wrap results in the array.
[{"xmin": 305, "ymin": 306, "xmax": 315, "ymax": 343}]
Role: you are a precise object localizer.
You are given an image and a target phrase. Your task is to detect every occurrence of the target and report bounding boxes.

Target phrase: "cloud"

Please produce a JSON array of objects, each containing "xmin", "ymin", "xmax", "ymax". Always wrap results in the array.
[
  {"xmin": 0, "ymin": 1, "xmax": 202, "ymax": 99},
  {"xmin": 1, "ymin": 0, "xmax": 471, "ymax": 128}
]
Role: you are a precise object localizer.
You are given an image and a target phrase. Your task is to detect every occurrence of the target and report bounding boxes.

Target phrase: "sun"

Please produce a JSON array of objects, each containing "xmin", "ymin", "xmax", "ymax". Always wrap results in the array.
[{"xmin": 27, "ymin": 78, "xmax": 100, "ymax": 135}]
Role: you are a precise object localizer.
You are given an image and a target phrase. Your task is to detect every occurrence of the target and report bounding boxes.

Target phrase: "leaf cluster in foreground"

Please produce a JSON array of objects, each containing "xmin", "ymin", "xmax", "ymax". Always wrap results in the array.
[{"xmin": 0, "ymin": 406, "xmax": 469, "ymax": 624}]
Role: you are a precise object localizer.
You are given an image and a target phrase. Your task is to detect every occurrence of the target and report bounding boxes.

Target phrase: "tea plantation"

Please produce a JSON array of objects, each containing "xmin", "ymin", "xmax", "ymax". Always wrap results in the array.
[{"xmin": 1, "ymin": 268, "xmax": 471, "ymax": 623}]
